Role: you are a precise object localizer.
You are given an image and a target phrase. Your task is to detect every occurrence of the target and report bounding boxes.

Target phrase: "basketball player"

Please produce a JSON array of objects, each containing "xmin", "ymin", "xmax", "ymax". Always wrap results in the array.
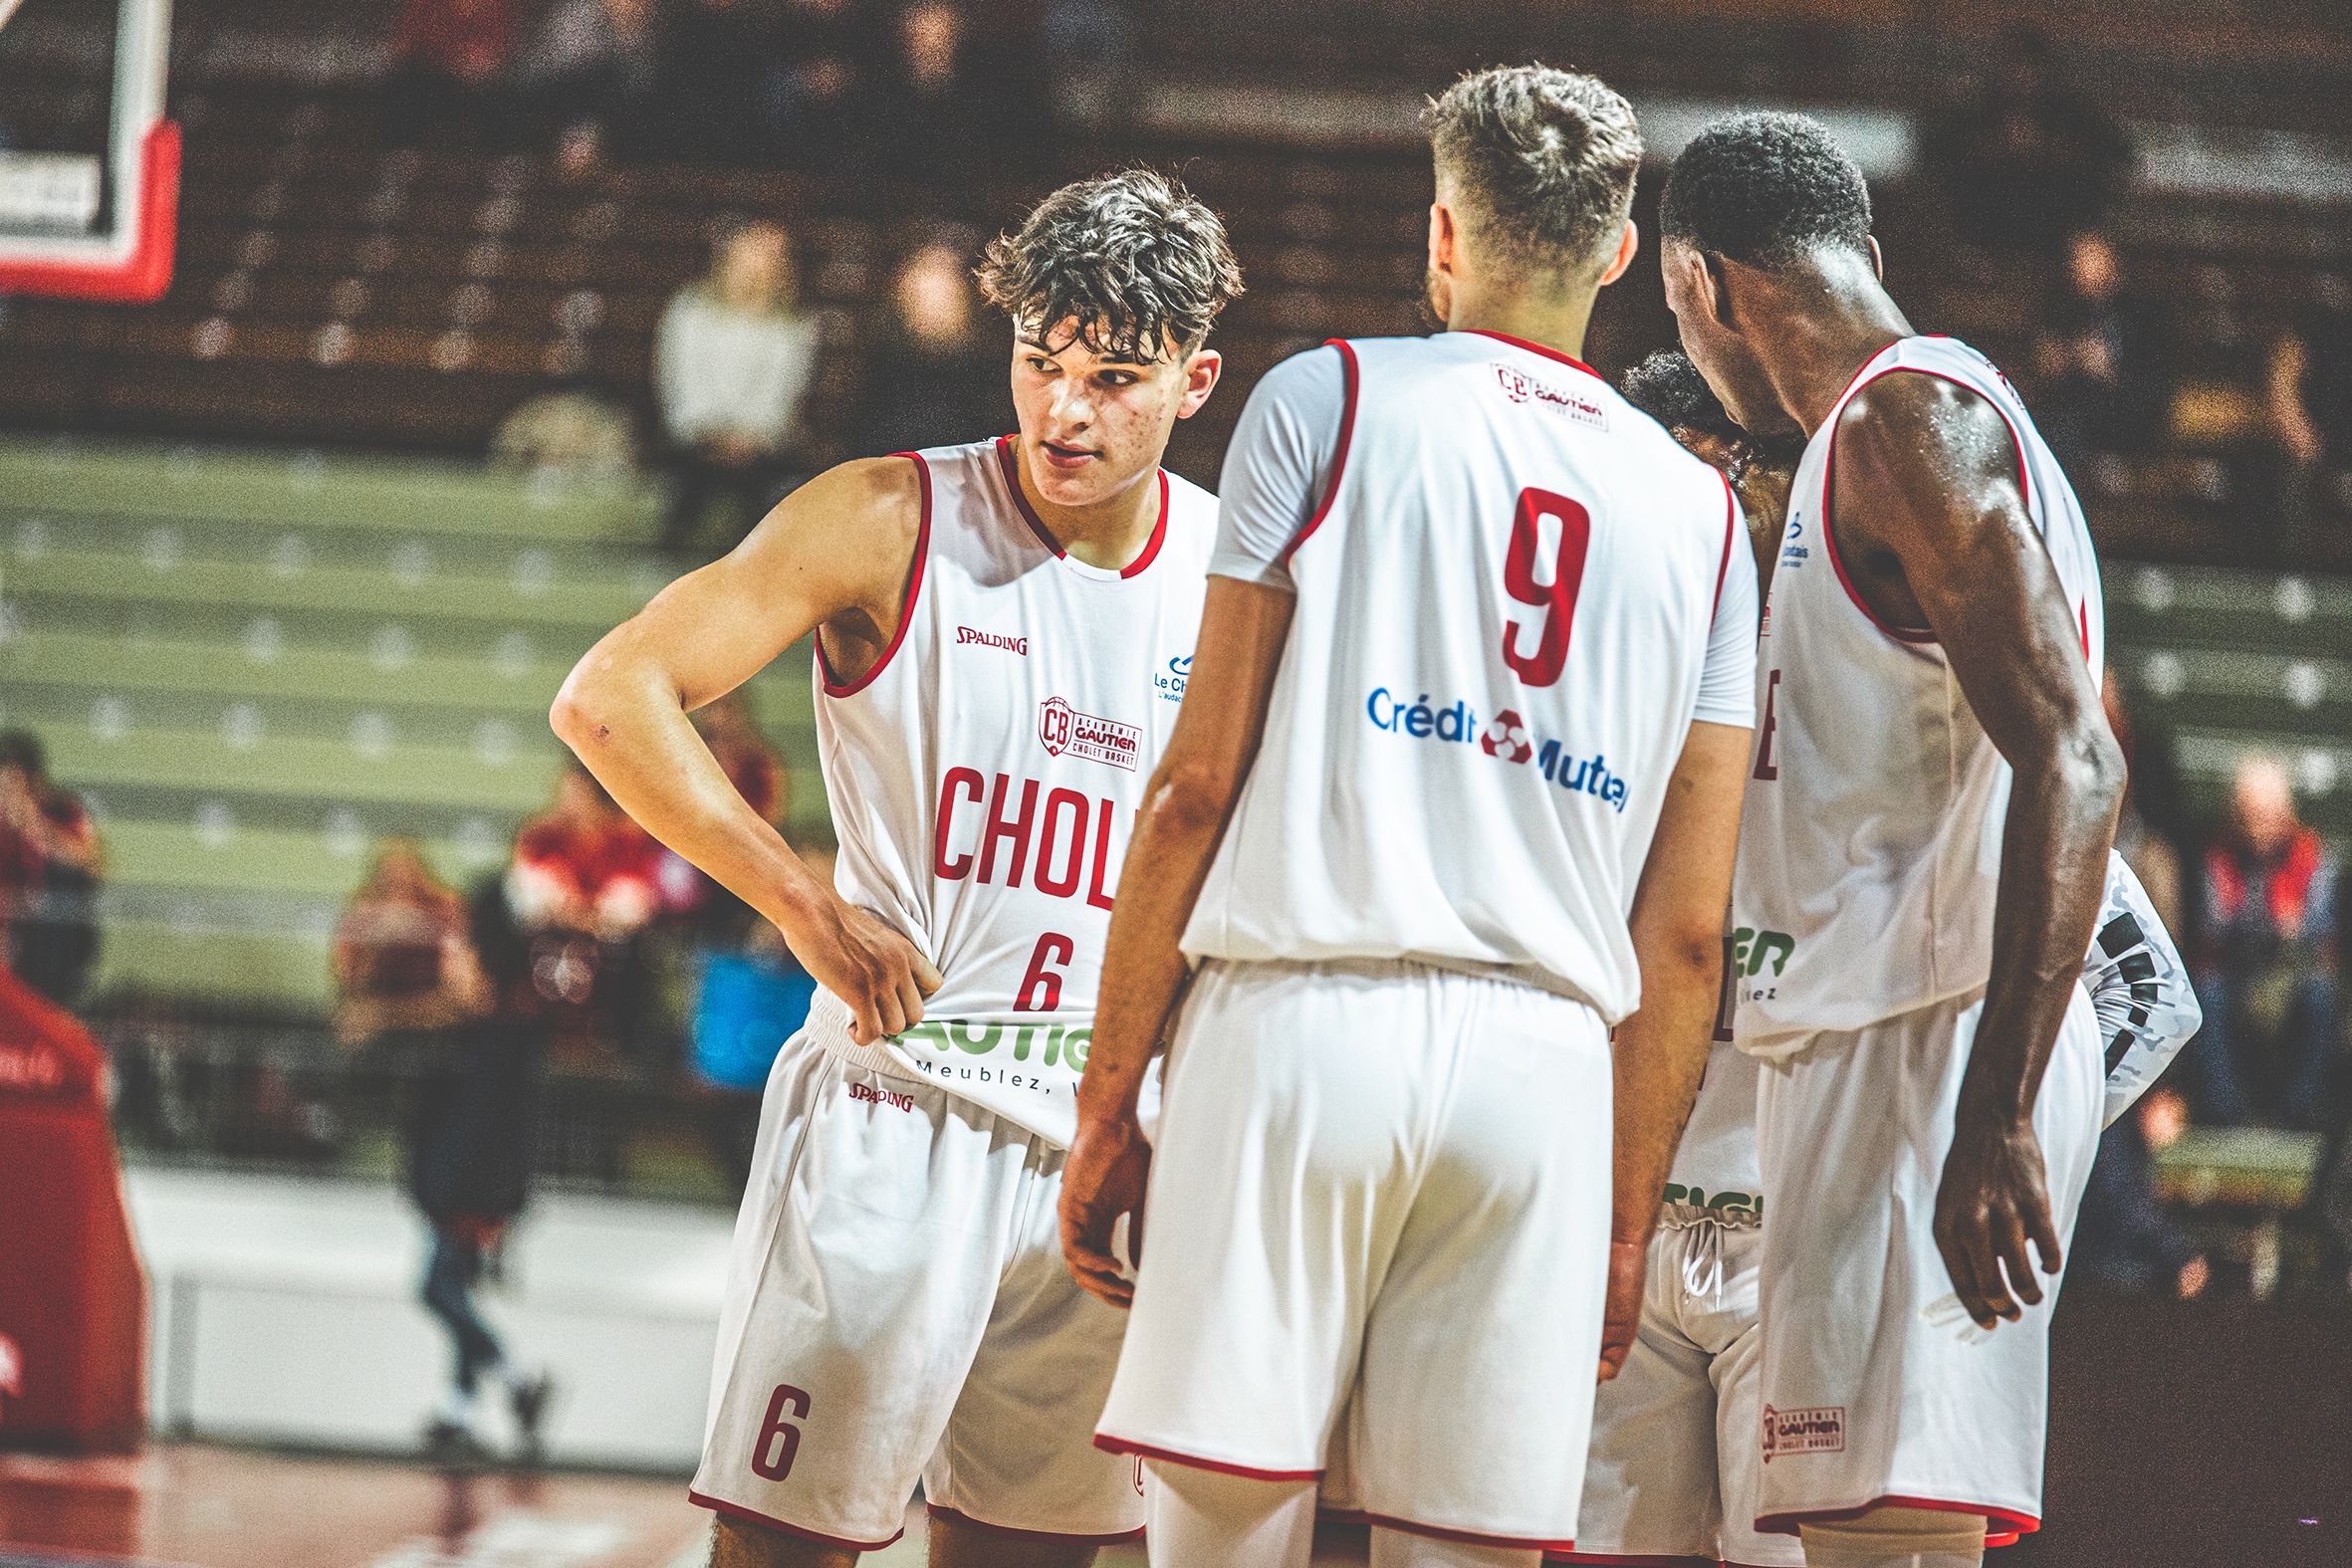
[
  {"xmin": 1060, "ymin": 67, "xmax": 1760, "ymax": 1567},
  {"xmin": 1659, "ymin": 114, "xmax": 2128, "ymax": 1568},
  {"xmin": 1551, "ymin": 352, "xmax": 2201, "ymax": 1568},
  {"xmin": 550, "ymin": 169, "xmax": 1242, "ymax": 1566}
]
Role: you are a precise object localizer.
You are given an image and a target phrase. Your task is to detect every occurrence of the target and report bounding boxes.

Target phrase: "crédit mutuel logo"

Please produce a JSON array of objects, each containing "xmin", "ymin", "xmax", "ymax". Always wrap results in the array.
[
  {"xmin": 1364, "ymin": 687, "xmax": 1631, "ymax": 811},
  {"xmin": 1039, "ymin": 698, "xmax": 1141, "ymax": 771}
]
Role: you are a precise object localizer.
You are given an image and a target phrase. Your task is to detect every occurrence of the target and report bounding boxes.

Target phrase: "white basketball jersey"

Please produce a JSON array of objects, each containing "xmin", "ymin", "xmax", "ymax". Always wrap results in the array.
[
  {"xmin": 1733, "ymin": 336, "xmax": 2105, "ymax": 1054},
  {"xmin": 1183, "ymin": 332, "xmax": 1750, "ymax": 1021},
  {"xmin": 817, "ymin": 437, "xmax": 1216, "ymax": 1144}
]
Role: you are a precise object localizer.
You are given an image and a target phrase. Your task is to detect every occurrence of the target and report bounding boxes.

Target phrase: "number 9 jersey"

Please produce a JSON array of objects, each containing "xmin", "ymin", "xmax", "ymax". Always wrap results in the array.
[{"xmin": 1186, "ymin": 333, "xmax": 1759, "ymax": 1022}]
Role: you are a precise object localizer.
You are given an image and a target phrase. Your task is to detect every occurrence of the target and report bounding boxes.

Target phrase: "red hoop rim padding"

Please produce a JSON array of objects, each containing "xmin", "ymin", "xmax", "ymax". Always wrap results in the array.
[{"xmin": 0, "ymin": 118, "xmax": 179, "ymax": 304}]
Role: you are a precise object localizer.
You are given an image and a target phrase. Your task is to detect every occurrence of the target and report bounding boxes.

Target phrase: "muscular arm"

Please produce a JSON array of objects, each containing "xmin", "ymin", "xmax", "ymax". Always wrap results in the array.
[
  {"xmin": 1833, "ymin": 373, "xmax": 2127, "ymax": 1328},
  {"xmin": 551, "ymin": 458, "xmax": 941, "ymax": 1042},
  {"xmin": 1060, "ymin": 576, "xmax": 1296, "ymax": 1305},
  {"xmin": 1601, "ymin": 718, "xmax": 1750, "ymax": 1379}
]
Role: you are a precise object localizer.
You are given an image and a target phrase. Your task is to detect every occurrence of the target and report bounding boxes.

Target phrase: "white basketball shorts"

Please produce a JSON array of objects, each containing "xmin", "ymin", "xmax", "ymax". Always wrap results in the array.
[
  {"xmin": 690, "ymin": 1030, "xmax": 1146, "ymax": 1550},
  {"xmin": 1094, "ymin": 957, "xmax": 1613, "ymax": 1553},
  {"xmin": 1550, "ymin": 1217, "xmax": 1802, "ymax": 1568},
  {"xmin": 1751, "ymin": 988, "xmax": 2103, "ymax": 1544}
]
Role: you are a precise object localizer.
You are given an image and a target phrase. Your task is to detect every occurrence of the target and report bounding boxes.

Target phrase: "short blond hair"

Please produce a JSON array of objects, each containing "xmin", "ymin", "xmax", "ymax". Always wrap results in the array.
[{"xmin": 1428, "ymin": 65, "xmax": 1641, "ymax": 274}]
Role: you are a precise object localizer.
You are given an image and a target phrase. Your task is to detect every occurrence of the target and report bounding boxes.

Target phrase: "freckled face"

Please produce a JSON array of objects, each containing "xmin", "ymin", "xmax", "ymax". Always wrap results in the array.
[{"xmin": 1009, "ymin": 319, "xmax": 1203, "ymax": 510}]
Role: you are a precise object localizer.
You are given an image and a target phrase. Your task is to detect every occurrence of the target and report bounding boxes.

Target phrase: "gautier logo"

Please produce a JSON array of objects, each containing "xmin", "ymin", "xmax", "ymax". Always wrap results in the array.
[
  {"xmin": 1039, "ymin": 698, "xmax": 1140, "ymax": 771},
  {"xmin": 1492, "ymin": 362, "xmax": 1608, "ymax": 431},
  {"xmin": 1761, "ymin": 1404, "xmax": 1845, "ymax": 1462}
]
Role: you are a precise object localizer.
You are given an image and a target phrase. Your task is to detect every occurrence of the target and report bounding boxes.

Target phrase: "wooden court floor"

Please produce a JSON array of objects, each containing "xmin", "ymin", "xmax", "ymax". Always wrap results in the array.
[{"xmin": 3, "ymin": 1289, "xmax": 2345, "ymax": 1568}]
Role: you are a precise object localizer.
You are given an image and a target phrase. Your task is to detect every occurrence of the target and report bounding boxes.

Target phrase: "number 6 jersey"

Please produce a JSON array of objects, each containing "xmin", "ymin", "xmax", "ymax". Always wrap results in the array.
[
  {"xmin": 815, "ymin": 437, "xmax": 1218, "ymax": 1146},
  {"xmin": 1186, "ymin": 334, "xmax": 1758, "ymax": 1022}
]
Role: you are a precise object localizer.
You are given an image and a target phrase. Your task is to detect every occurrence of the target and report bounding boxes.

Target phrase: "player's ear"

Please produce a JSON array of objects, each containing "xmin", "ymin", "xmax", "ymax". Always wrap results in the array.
[
  {"xmin": 1177, "ymin": 347, "xmax": 1222, "ymax": 419},
  {"xmin": 1428, "ymin": 200, "xmax": 1460, "ymax": 278},
  {"xmin": 1597, "ymin": 218, "xmax": 1639, "ymax": 288},
  {"xmin": 1868, "ymin": 235, "xmax": 1884, "ymax": 281}
]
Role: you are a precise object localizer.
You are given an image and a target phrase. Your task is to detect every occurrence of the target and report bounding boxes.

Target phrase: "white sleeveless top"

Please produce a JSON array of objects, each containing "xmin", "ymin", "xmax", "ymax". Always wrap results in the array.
[
  {"xmin": 1732, "ymin": 336, "xmax": 2105, "ymax": 1055},
  {"xmin": 813, "ymin": 437, "xmax": 1216, "ymax": 1144},
  {"xmin": 1186, "ymin": 332, "xmax": 1758, "ymax": 1021}
]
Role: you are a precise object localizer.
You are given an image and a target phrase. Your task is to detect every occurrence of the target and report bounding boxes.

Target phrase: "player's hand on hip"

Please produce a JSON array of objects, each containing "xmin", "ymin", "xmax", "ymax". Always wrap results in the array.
[
  {"xmin": 1598, "ymin": 1237, "xmax": 1648, "ymax": 1382},
  {"xmin": 1933, "ymin": 1111, "xmax": 2062, "ymax": 1331},
  {"xmin": 1060, "ymin": 1110, "xmax": 1150, "ymax": 1309},
  {"xmin": 782, "ymin": 897, "xmax": 941, "ymax": 1045}
]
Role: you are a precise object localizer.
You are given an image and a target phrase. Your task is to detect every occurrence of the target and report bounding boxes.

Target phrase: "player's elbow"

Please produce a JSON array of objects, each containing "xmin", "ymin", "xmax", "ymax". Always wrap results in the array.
[
  {"xmin": 549, "ymin": 662, "xmax": 616, "ymax": 757},
  {"xmin": 1146, "ymin": 757, "xmax": 1239, "ymax": 841},
  {"xmin": 1636, "ymin": 913, "xmax": 1724, "ymax": 989},
  {"xmin": 2060, "ymin": 716, "xmax": 2130, "ymax": 827}
]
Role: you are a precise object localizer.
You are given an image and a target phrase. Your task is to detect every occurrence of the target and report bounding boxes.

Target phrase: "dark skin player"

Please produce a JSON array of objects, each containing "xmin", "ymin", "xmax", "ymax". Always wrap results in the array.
[{"xmin": 1663, "ymin": 234, "xmax": 2126, "ymax": 1334}]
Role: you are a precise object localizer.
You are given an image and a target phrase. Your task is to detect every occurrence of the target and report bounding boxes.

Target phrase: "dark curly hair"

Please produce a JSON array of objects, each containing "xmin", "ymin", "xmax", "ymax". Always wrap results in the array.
[
  {"xmin": 1426, "ymin": 65, "xmax": 1641, "ymax": 273},
  {"xmin": 976, "ymin": 168, "xmax": 1244, "ymax": 360},
  {"xmin": 1659, "ymin": 112, "xmax": 1872, "ymax": 271},
  {"xmin": 1620, "ymin": 349, "xmax": 1740, "ymax": 441}
]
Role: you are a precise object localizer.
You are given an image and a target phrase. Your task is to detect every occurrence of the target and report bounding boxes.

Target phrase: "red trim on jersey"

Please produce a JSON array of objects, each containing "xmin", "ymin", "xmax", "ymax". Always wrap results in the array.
[
  {"xmin": 1120, "ymin": 470, "xmax": 1172, "ymax": 577},
  {"xmin": 995, "ymin": 434, "xmax": 1170, "ymax": 576},
  {"xmin": 1713, "ymin": 469, "xmax": 1739, "ymax": 617},
  {"xmin": 995, "ymin": 434, "xmax": 1065, "ymax": 555},
  {"xmin": 1276, "ymin": 338, "xmax": 1359, "ymax": 566},
  {"xmin": 1462, "ymin": 328, "xmax": 1601, "ymax": 380},
  {"xmin": 1988, "ymin": 1528, "xmax": 2022, "ymax": 1549},
  {"xmin": 1363, "ymin": 1510, "xmax": 1576, "ymax": 1554},
  {"xmin": 1755, "ymin": 1492, "xmax": 2037, "ymax": 1539},
  {"xmin": 2079, "ymin": 598, "xmax": 2090, "ymax": 662},
  {"xmin": 926, "ymin": 1504, "xmax": 1145, "ymax": 1545},
  {"xmin": 818, "ymin": 452, "xmax": 932, "ymax": 698},
  {"xmin": 1544, "ymin": 1550, "xmax": 1716, "ymax": 1564},
  {"xmin": 1819, "ymin": 378, "xmax": 1937, "ymax": 647},
  {"xmin": 688, "ymin": 1489, "xmax": 906, "ymax": 1550},
  {"xmin": 1092, "ymin": 1433, "xmax": 1322, "ymax": 1482}
]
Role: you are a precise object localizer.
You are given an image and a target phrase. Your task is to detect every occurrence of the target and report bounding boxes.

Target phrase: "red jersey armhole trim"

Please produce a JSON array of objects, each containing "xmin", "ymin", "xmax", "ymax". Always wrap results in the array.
[
  {"xmin": 1754, "ymin": 1493, "xmax": 2039, "ymax": 1539},
  {"xmin": 1713, "ymin": 469, "xmax": 1738, "ymax": 616},
  {"xmin": 1460, "ymin": 327, "xmax": 1601, "ymax": 380},
  {"xmin": 1092, "ymin": 1433, "xmax": 1322, "ymax": 1482},
  {"xmin": 926, "ymin": 1504, "xmax": 1145, "ymax": 1545},
  {"xmin": 1119, "ymin": 469, "xmax": 1172, "ymax": 578},
  {"xmin": 1542, "ymin": 1551, "xmax": 1716, "ymax": 1564},
  {"xmin": 1276, "ymin": 338, "xmax": 1359, "ymax": 566},
  {"xmin": 818, "ymin": 452, "xmax": 931, "ymax": 699},
  {"xmin": 1821, "ymin": 371, "xmax": 1939, "ymax": 647},
  {"xmin": 687, "ymin": 1489, "xmax": 906, "ymax": 1550},
  {"xmin": 995, "ymin": 434, "xmax": 1065, "ymax": 556}
]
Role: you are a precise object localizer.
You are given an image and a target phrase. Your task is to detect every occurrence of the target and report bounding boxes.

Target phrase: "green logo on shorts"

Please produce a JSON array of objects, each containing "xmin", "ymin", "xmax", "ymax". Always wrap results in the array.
[
  {"xmin": 1731, "ymin": 928, "xmax": 1793, "ymax": 978},
  {"xmin": 890, "ymin": 1019, "xmax": 1091, "ymax": 1070}
]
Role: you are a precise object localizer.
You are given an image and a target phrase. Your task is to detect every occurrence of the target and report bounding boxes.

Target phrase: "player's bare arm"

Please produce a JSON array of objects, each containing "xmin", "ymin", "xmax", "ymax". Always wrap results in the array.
[
  {"xmin": 1599, "ymin": 717, "xmax": 1750, "ymax": 1381},
  {"xmin": 1830, "ymin": 372, "xmax": 2127, "ymax": 1330},
  {"xmin": 551, "ymin": 458, "xmax": 943, "ymax": 1045},
  {"xmin": 1059, "ymin": 576, "xmax": 1297, "ymax": 1307}
]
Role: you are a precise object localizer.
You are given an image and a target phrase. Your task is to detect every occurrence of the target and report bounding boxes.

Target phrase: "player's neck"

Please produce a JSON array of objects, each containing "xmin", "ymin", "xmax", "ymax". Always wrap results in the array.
[
  {"xmin": 1012, "ymin": 439, "xmax": 1164, "ymax": 571},
  {"xmin": 1446, "ymin": 285, "xmax": 1596, "ymax": 366},
  {"xmin": 1754, "ymin": 269, "xmax": 1916, "ymax": 437}
]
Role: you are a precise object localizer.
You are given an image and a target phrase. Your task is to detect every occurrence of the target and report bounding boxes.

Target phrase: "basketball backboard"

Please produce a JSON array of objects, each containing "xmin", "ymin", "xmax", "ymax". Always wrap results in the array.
[{"xmin": 0, "ymin": 0, "xmax": 176, "ymax": 302}]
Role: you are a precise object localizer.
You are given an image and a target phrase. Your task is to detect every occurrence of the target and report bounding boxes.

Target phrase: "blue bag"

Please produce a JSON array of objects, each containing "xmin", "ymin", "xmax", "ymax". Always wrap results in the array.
[{"xmin": 692, "ymin": 949, "xmax": 819, "ymax": 1090}]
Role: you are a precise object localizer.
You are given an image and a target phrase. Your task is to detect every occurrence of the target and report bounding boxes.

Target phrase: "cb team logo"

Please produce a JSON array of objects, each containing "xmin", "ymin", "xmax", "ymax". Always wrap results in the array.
[
  {"xmin": 1481, "ymin": 708, "xmax": 1532, "ymax": 764},
  {"xmin": 1039, "ymin": 697, "xmax": 1073, "ymax": 757}
]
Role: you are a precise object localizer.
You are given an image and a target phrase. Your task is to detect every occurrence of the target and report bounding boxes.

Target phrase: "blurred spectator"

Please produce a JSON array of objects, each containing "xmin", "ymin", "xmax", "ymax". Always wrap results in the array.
[
  {"xmin": 763, "ymin": 0, "xmax": 873, "ymax": 179},
  {"xmin": 0, "ymin": 730, "xmax": 104, "ymax": 1008},
  {"xmin": 333, "ymin": 840, "xmax": 484, "ymax": 1048},
  {"xmin": 697, "ymin": 691, "xmax": 791, "ymax": 835},
  {"xmin": 2035, "ymin": 232, "xmax": 2175, "ymax": 492},
  {"xmin": 509, "ymin": 761, "xmax": 663, "ymax": 1055},
  {"xmin": 513, "ymin": 0, "xmax": 659, "ymax": 146},
  {"xmin": 2073, "ymin": 1087, "xmax": 2208, "ymax": 1297},
  {"xmin": 409, "ymin": 872, "xmax": 555, "ymax": 1462},
  {"xmin": 646, "ymin": 0, "xmax": 775, "ymax": 164},
  {"xmin": 655, "ymin": 220, "xmax": 823, "ymax": 552},
  {"xmin": 870, "ymin": 2, "xmax": 991, "ymax": 196},
  {"xmin": 2182, "ymin": 754, "xmax": 2340, "ymax": 1128},
  {"xmin": 853, "ymin": 240, "xmax": 1012, "ymax": 457},
  {"xmin": 2103, "ymin": 674, "xmax": 2189, "ymax": 938},
  {"xmin": 2263, "ymin": 277, "xmax": 2352, "ymax": 564},
  {"xmin": 492, "ymin": 382, "xmax": 637, "ymax": 483},
  {"xmin": 1928, "ymin": 26, "xmax": 2130, "ymax": 258},
  {"xmin": 383, "ymin": 0, "xmax": 521, "ymax": 149}
]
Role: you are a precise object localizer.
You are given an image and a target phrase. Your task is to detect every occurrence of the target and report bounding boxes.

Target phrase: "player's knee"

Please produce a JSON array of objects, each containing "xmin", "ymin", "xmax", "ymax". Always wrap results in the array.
[
  {"xmin": 1797, "ymin": 1504, "xmax": 1987, "ymax": 1568},
  {"xmin": 708, "ymin": 1512, "xmax": 857, "ymax": 1568}
]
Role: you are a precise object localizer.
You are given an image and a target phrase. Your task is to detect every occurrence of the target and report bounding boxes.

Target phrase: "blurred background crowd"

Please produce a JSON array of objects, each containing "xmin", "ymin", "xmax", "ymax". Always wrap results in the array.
[{"xmin": 0, "ymin": 0, "xmax": 2344, "ymax": 1353}]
